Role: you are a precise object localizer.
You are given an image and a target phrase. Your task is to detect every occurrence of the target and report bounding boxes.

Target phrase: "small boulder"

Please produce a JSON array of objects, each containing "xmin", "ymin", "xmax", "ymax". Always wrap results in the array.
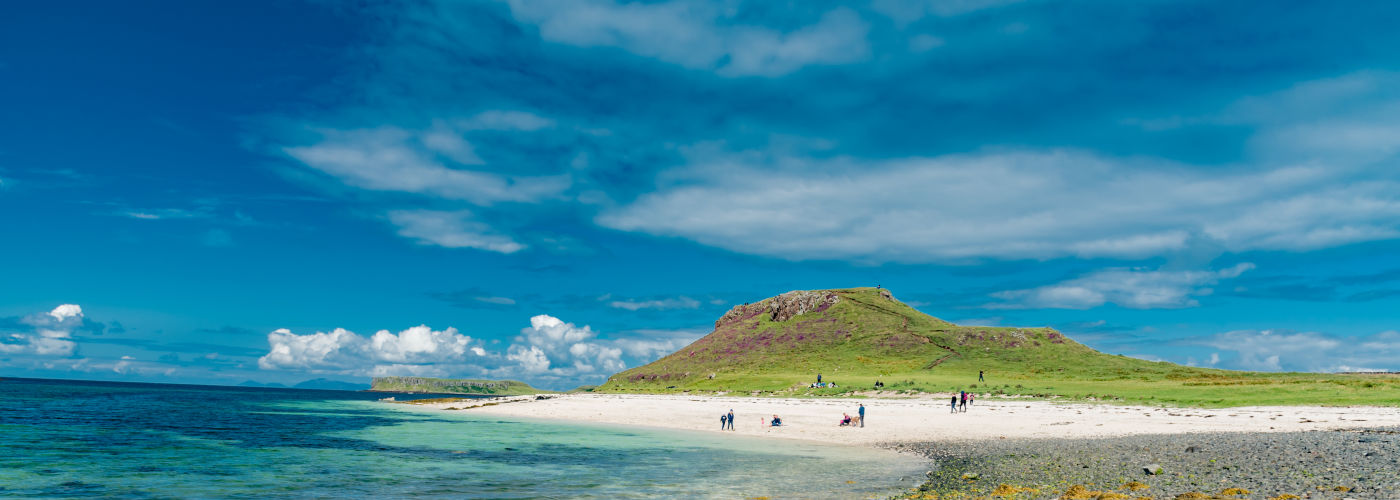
[
  {"xmin": 1143, "ymin": 464, "xmax": 1164, "ymax": 475},
  {"xmin": 1185, "ymin": 446, "xmax": 1201, "ymax": 453}
]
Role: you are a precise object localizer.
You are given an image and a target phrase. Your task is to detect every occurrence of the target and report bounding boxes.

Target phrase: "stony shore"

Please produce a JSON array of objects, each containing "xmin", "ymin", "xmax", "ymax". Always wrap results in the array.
[{"xmin": 888, "ymin": 427, "xmax": 1400, "ymax": 500}]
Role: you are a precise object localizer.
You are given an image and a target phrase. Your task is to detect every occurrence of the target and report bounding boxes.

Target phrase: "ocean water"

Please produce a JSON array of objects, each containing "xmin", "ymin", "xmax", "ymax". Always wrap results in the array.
[{"xmin": 0, "ymin": 378, "xmax": 925, "ymax": 498}]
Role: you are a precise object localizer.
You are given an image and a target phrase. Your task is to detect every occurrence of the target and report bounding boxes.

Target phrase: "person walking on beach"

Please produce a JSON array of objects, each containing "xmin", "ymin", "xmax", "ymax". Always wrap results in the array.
[
  {"xmin": 950, "ymin": 394, "xmax": 958, "ymax": 413},
  {"xmin": 979, "ymin": 370, "xmax": 984, "ymax": 382},
  {"xmin": 961, "ymin": 391, "xmax": 969, "ymax": 412},
  {"xmin": 858, "ymin": 403, "xmax": 865, "ymax": 427},
  {"xmin": 727, "ymin": 409, "xmax": 735, "ymax": 430},
  {"xmin": 720, "ymin": 413, "xmax": 727, "ymax": 430},
  {"xmin": 969, "ymin": 393, "xmax": 975, "ymax": 407}
]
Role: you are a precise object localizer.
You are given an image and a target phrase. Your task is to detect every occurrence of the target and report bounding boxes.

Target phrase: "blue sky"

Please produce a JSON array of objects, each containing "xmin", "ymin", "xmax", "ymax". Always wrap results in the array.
[{"xmin": 2, "ymin": 0, "xmax": 1399, "ymax": 390}]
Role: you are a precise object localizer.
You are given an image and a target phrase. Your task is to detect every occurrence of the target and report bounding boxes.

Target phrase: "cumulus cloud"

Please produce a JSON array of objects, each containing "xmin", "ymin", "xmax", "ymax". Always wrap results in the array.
[
  {"xmin": 597, "ymin": 147, "xmax": 1400, "ymax": 263},
  {"xmin": 1196, "ymin": 329, "xmax": 1400, "ymax": 372},
  {"xmin": 508, "ymin": 315, "xmax": 625, "ymax": 376},
  {"xmin": 990, "ymin": 263, "xmax": 1255, "ymax": 309},
  {"xmin": 253, "ymin": 315, "xmax": 688, "ymax": 388},
  {"xmin": 257, "ymin": 324, "xmax": 486, "ymax": 377},
  {"xmin": 505, "ymin": 0, "xmax": 870, "ymax": 77},
  {"xmin": 387, "ymin": 210, "xmax": 526, "ymax": 253},
  {"xmin": 48, "ymin": 304, "xmax": 83, "ymax": 322},
  {"xmin": 0, "ymin": 304, "xmax": 84, "ymax": 356}
]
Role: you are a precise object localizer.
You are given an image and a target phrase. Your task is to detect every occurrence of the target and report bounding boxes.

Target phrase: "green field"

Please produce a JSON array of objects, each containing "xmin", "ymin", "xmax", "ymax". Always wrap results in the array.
[{"xmin": 599, "ymin": 288, "xmax": 1400, "ymax": 407}]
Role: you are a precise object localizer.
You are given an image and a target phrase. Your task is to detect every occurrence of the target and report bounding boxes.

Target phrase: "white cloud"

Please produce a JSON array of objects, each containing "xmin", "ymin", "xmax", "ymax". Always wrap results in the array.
[
  {"xmin": 1, "ymin": 304, "xmax": 84, "ymax": 357},
  {"xmin": 254, "ymin": 315, "xmax": 670, "ymax": 387},
  {"xmin": 872, "ymin": 0, "xmax": 1024, "ymax": 24},
  {"xmin": 1197, "ymin": 329, "xmax": 1400, "ymax": 372},
  {"xmin": 1133, "ymin": 71, "xmax": 1400, "ymax": 166},
  {"xmin": 118, "ymin": 208, "xmax": 205, "ymax": 221},
  {"xmin": 990, "ymin": 263, "xmax": 1254, "ymax": 309},
  {"xmin": 257, "ymin": 324, "xmax": 486, "ymax": 376},
  {"xmin": 506, "ymin": 345, "xmax": 551, "ymax": 373},
  {"xmin": 504, "ymin": 0, "xmax": 870, "ymax": 77},
  {"xmin": 282, "ymin": 117, "xmax": 570, "ymax": 205},
  {"xmin": 473, "ymin": 296, "xmax": 516, "ymax": 306},
  {"xmin": 608, "ymin": 296, "xmax": 701, "ymax": 311},
  {"xmin": 609, "ymin": 328, "xmax": 706, "ymax": 359},
  {"xmin": 456, "ymin": 110, "xmax": 555, "ymax": 131},
  {"xmin": 387, "ymin": 210, "xmax": 526, "ymax": 253},
  {"xmin": 599, "ymin": 147, "xmax": 1400, "ymax": 262},
  {"xmin": 48, "ymin": 304, "xmax": 83, "ymax": 322},
  {"xmin": 509, "ymin": 315, "xmax": 625, "ymax": 377}
]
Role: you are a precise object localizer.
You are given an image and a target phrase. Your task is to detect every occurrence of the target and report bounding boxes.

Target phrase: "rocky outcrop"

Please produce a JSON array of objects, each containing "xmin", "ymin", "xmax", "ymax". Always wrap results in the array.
[
  {"xmin": 767, "ymin": 290, "xmax": 841, "ymax": 322},
  {"xmin": 715, "ymin": 290, "xmax": 841, "ymax": 328}
]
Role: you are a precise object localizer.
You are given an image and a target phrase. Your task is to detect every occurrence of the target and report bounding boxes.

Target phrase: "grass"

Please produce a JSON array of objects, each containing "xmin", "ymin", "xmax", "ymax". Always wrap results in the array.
[{"xmin": 597, "ymin": 287, "xmax": 1400, "ymax": 407}]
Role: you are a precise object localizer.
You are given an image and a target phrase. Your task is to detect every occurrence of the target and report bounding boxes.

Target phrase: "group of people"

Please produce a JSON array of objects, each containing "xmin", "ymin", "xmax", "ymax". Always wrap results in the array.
[
  {"xmin": 950, "ymin": 390, "xmax": 975, "ymax": 413},
  {"xmin": 718, "ymin": 409, "xmax": 735, "ymax": 430},
  {"xmin": 718, "ymin": 403, "xmax": 866, "ymax": 430},
  {"xmin": 810, "ymin": 373, "xmax": 839, "ymax": 389},
  {"xmin": 718, "ymin": 409, "xmax": 783, "ymax": 428}
]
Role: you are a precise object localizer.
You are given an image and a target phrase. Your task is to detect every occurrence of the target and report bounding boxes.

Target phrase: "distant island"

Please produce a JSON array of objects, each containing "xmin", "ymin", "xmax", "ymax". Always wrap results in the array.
[
  {"xmin": 370, "ymin": 376, "xmax": 548, "ymax": 396},
  {"xmin": 239, "ymin": 378, "xmax": 368, "ymax": 391}
]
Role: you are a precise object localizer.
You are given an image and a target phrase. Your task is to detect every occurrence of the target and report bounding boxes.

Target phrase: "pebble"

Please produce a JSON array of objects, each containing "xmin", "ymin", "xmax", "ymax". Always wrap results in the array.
[{"xmin": 887, "ymin": 426, "xmax": 1400, "ymax": 499}]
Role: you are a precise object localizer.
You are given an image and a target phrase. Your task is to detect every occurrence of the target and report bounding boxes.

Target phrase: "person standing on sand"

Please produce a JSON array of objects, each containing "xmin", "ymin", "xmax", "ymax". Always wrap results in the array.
[
  {"xmin": 950, "ymin": 394, "xmax": 958, "ymax": 413},
  {"xmin": 969, "ymin": 393, "xmax": 975, "ymax": 407},
  {"xmin": 727, "ymin": 409, "xmax": 735, "ymax": 430},
  {"xmin": 858, "ymin": 403, "xmax": 865, "ymax": 427},
  {"xmin": 720, "ymin": 413, "xmax": 727, "ymax": 430},
  {"xmin": 960, "ymin": 391, "xmax": 968, "ymax": 412}
]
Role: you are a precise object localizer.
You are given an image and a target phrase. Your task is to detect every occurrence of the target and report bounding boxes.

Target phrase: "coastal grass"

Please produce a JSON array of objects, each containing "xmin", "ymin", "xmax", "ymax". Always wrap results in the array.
[{"xmin": 598, "ymin": 287, "xmax": 1400, "ymax": 408}]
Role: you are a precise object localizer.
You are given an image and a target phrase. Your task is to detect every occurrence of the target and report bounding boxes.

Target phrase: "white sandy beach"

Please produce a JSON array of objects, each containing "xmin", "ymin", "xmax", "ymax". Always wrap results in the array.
[{"xmin": 406, "ymin": 393, "xmax": 1400, "ymax": 447}]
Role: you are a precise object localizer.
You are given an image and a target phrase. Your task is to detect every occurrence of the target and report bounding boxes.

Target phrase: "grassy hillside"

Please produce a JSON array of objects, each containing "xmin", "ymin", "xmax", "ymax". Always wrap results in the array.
[
  {"xmin": 370, "ymin": 376, "xmax": 549, "ymax": 396},
  {"xmin": 599, "ymin": 288, "xmax": 1400, "ymax": 407}
]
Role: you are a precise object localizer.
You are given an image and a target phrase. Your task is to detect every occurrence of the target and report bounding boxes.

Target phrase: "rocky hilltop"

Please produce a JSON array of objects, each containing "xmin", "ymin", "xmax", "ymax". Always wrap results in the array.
[{"xmin": 715, "ymin": 289, "xmax": 844, "ymax": 327}]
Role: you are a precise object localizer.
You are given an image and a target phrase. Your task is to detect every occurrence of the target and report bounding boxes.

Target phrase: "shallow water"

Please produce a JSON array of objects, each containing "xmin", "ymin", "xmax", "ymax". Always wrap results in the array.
[{"xmin": 0, "ymin": 378, "xmax": 924, "ymax": 498}]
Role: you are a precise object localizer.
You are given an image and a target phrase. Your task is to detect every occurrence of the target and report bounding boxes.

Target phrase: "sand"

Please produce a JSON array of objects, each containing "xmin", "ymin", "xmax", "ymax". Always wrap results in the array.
[{"xmin": 405, "ymin": 393, "xmax": 1400, "ymax": 447}]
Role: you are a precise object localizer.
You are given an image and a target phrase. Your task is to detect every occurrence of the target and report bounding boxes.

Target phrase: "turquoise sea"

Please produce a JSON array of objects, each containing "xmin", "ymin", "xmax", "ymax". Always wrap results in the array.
[{"xmin": 0, "ymin": 378, "xmax": 925, "ymax": 498}]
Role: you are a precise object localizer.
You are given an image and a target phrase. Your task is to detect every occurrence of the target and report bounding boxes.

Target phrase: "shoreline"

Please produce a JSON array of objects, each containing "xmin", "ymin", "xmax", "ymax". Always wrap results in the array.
[
  {"xmin": 400, "ymin": 393, "xmax": 1400, "ymax": 448},
  {"xmin": 399, "ymin": 394, "xmax": 1400, "ymax": 498}
]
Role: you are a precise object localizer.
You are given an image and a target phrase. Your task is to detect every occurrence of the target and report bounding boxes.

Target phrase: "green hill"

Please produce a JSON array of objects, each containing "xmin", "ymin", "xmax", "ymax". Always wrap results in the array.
[
  {"xmin": 599, "ymin": 288, "xmax": 1400, "ymax": 407},
  {"xmin": 370, "ymin": 376, "xmax": 548, "ymax": 396}
]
